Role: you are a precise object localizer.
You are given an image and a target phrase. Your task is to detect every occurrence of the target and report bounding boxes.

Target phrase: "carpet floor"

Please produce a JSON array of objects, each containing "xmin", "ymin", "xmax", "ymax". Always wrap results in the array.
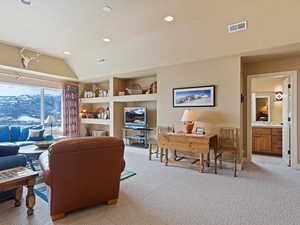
[{"xmin": 1, "ymin": 147, "xmax": 300, "ymax": 225}]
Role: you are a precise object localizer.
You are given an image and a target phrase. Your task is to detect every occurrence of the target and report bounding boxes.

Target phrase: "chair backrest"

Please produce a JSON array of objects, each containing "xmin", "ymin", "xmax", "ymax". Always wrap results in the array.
[{"xmin": 219, "ymin": 128, "xmax": 239, "ymax": 148}]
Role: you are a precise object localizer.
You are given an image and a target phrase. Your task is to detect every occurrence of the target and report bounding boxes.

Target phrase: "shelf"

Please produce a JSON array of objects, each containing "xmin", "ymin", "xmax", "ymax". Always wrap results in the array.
[
  {"xmin": 80, "ymin": 97, "xmax": 110, "ymax": 104},
  {"xmin": 112, "ymin": 94, "xmax": 158, "ymax": 102},
  {"xmin": 81, "ymin": 118, "xmax": 111, "ymax": 125}
]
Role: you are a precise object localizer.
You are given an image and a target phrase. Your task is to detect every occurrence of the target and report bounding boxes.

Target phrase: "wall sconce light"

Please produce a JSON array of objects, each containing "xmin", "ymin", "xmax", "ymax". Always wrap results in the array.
[{"xmin": 275, "ymin": 91, "xmax": 283, "ymax": 102}]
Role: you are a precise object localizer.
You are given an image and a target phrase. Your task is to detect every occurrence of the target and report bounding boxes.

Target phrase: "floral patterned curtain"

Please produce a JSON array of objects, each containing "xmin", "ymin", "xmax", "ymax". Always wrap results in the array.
[{"xmin": 63, "ymin": 84, "xmax": 80, "ymax": 137}]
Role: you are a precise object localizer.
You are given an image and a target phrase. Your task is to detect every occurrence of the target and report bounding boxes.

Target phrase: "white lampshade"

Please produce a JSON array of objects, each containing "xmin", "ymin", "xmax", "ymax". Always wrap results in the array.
[
  {"xmin": 181, "ymin": 109, "xmax": 197, "ymax": 122},
  {"xmin": 45, "ymin": 115, "xmax": 56, "ymax": 124}
]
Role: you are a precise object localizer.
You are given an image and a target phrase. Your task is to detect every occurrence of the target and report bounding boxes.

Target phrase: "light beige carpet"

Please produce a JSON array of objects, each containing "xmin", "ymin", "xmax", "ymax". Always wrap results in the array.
[{"xmin": 1, "ymin": 147, "xmax": 300, "ymax": 225}]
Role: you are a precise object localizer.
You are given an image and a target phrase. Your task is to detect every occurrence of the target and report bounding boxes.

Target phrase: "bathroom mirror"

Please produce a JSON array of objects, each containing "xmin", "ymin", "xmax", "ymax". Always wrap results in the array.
[{"xmin": 253, "ymin": 95, "xmax": 271, "ymax": 122}]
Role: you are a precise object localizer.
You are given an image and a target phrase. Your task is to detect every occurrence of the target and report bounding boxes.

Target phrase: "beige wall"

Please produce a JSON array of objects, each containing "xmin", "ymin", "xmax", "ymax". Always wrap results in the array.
[
  {"xmin": 0, "ymin": 43, "xmax": 77, "ymax": 79},
  {"xmin": 156, "ymin": 56, "xmax": 241, "ymax": 135},
  {"xmin": 245, "ymin": 56, "xmax": 300, "ymax": 163}
]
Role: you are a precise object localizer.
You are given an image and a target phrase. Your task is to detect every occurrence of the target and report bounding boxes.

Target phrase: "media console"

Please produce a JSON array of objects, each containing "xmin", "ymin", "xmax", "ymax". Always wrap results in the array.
[{"xmin": 122, "ymin": 127, "xmax": 153, "ymax": 148}]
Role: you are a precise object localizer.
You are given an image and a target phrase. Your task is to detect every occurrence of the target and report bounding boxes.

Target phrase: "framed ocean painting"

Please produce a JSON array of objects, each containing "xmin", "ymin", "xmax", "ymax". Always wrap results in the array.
[{"xmin": 173, "ymin": 85, "xmax": 215, "ymax": 107}]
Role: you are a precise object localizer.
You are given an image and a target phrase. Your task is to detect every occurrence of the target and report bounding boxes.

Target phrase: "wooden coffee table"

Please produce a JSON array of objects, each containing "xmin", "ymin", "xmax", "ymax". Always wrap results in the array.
[{"xmin": 0, "ymin": 167, "xmax": 38, "ymax": 216}]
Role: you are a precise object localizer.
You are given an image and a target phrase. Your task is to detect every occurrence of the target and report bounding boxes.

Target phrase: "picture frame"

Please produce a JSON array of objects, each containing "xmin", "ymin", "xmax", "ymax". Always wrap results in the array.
[
  {"xmin": 173, "ymin": 85, "xmax": 216, "ymax": 107},
  {"xmin": 195, "ymin": 127, "xmax": 205, "ymax": 135}
]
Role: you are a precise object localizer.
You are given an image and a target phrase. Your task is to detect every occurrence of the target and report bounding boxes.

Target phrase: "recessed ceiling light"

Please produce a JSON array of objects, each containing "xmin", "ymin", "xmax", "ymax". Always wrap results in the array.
[
  {"xmin": 97, "ymin": 58, "xmax": 107, "ymax": 63},
  {"xmin": 103, "ymin": 5, "xmax": 112, "ymax": 12},
  {"xmin": 103, "ymin": 38, "xmax": 111, "ymax": 43},
  {"xmin": 164, "ymin": 16, "xmax": 174, "ymax": 22},
  {"xmin": 63, "ymin": 51, "xmax": 71, "ymax": 55},
  {"xmin": 20, "ymin": 0, "xmax": 31, "ymax": 5}
]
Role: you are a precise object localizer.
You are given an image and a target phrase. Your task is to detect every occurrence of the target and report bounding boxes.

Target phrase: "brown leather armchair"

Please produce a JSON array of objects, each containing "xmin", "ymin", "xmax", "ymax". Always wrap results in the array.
[{"xmin": 39, "ymin": 136, "xmax": 125, "ymax": 221}]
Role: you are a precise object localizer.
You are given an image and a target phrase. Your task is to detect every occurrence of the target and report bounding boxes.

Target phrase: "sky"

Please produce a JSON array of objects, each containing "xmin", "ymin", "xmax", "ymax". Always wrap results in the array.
[
  {"xmin": 176, "ymin": 89, "xmax": 211, "ymax": 96},
  {"xmin": 0, "ymin": 83, "xmax": 61, "ymax": 96}
]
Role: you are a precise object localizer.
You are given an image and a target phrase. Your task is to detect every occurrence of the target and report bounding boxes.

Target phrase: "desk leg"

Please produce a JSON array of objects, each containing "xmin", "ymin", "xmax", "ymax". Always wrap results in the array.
[
  {"xmin": 165, "ymin": 149, "xmax": 169, "ymax": 166},
  {"xmin": 207, "ymin": 152, "xmax": 210, "ymax": 167},
  {"xmin": 214, "ymin": 139, "xmax": 218, "ymax": 174},
  {"xmin": 160, "ymin": 148, "xmax": 164, "ymax": 163},
  {"xmin": 26, "ymin": 178, "xmax": 36, "ymax": 216},
  {"xmin": 200, "ymin": 153, "xmax": 204, "ymax": 173}
]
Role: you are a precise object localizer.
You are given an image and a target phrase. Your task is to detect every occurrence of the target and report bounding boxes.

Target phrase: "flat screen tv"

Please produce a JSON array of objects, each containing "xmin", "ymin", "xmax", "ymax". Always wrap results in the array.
[{"xmin": 124, "ymin": 107, "xmax": 147, "ymax": 128}]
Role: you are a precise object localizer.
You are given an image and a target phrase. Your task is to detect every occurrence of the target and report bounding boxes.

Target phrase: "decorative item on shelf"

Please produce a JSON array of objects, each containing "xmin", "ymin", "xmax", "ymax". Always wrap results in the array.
[
  {"xmin": 173, "ymin": 85, "xmax": 215, "ymax": 107},
  {"xmin": 106, "ymin": 107, "xmax": 110, "ymax": 119},
  {"xmin": 119, "ymin": 91, "xmax": 125, "ymax": 96},
  {"xmin": 84, "ymin": 90, "xmax": 93, "ymax": 98},
  {"xmin": 150, "ymin": 81, "xmax": 157, "ymax": 94},
  {"xmin": 87, "ymin": 112, "xmax": 98, "ymax": 118},
  {"xmin": 274, "ymin": 91, "xmax": 283, "ymax": 102},
  {"xmin": 97, "ymin": 88, "xmax": 109, "ymax": 97},
  {"xmin": 195, "ymin": 127, "xmax": 205, "ymax": 135},
  {"xmin": 80, "ymin": 109, "xmax": 87, "ymax": 118},
  {"xmin": 181, "ymin": 109, "xmax": 197, "ymax": 134},
  {"xmin": 44, "ymin": 115, "xmax": 56, "ymax": 136},
  {"xmin": 96, "ymin": 107, "xmax": 106, "ymax": 119},
  {"xmin": 126, "ymin": 83, "xmax": 143, "ymax": 95}
]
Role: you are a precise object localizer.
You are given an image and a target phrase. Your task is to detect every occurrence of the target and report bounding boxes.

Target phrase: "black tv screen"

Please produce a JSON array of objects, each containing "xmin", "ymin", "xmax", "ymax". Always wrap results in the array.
[{"xmin": 124, "ymin": 107, "xmax": 147, "ymax": 128}]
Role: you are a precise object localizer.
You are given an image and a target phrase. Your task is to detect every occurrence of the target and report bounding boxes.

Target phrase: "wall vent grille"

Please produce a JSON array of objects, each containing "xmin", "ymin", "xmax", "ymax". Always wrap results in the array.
[{"xmin": 228, "ymin": 21, "xmax": 247, "ymax": 33}]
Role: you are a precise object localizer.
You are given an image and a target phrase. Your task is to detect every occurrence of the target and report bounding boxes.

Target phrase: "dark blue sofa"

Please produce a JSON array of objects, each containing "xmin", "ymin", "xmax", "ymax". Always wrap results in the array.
[
  {"xmin": 0, "ymin": 125, "xmax": 53, "ymax": 201},
  {"xmin": 0, "ymin": 125, "xmax": 53, "ymax": 147},
  {"xmin": 0, "ymin": 145, "xmax": 27, "ymax": 201}
]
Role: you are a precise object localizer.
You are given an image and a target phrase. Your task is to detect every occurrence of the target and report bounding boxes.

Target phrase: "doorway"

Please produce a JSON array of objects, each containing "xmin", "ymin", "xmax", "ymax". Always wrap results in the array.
[{"xmin": 247, "ymin": 71, "xmax": 298, "ymax": 168}]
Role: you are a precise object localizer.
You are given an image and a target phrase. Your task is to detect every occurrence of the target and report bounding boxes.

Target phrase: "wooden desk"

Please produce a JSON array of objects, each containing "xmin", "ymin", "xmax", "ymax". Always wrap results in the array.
[{"xmin": 157, "ymin": 133, "xmax": 218, "ymax": 173}]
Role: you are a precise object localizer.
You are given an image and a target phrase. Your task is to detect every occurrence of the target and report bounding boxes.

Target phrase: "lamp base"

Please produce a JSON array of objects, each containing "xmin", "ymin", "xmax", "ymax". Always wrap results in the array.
[{"xmin": 184, "ymin": 122, "xmax": 194, "ymax": 134}]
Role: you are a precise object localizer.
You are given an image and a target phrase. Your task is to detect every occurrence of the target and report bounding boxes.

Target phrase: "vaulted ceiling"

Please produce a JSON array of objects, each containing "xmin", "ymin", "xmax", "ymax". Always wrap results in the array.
[{"xmin": 1, "ymin": 0, "xmax": 300, "ymax": 80}]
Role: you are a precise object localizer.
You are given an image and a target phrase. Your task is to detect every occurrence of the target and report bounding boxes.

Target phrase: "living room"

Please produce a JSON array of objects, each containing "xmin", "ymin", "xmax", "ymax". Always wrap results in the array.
[{"xmin": 1, "ymin": 1, "xmax": 300, "ymax": 225}]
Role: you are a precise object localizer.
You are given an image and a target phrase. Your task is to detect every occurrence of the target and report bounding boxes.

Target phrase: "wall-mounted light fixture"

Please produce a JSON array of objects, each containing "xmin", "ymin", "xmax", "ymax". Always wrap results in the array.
[{"xmin": 275, "ymin": 91, "xmax": 283, "ymax": 102}]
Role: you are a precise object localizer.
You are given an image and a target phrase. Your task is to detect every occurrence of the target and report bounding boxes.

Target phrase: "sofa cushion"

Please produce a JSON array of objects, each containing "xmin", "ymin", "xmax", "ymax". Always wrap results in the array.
[
  {"xmin": 0, "ymin": 143, "xmax": 20, "ymax": 157},
  {"xmin": 27, "ymin": 129, "xmax": 45, "ymax": 141},
  {"xmin": 18, "ymin": 125, "xmax": 43, "ymax": 141},
  {"xmin": 0, "ymin": 126, "xmax": 9, "ymax": 142},
  {"xmin": 10, "ymin": 126, "xmax": 21, "ymax": 142}
]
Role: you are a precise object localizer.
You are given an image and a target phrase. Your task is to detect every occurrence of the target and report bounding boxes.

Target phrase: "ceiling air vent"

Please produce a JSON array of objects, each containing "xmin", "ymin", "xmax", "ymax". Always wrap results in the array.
[{"xmin": 228, "ymin": 21, "xmax": 247, "ymax": 33}]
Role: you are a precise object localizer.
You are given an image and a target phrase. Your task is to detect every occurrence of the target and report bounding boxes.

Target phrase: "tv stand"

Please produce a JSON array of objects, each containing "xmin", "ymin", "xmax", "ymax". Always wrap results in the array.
[{"xmin": 122, "ymin": 127, "xmax": 153, "ymax": 148}]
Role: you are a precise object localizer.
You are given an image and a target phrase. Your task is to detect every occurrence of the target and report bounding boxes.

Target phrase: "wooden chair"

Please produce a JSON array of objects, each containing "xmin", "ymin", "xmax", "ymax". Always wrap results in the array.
[
  {"xmin": 149, "ymin": 126, "xmax": 172, "ymax": 162},
  {"xmin": 215, "ymin": 128, "xmax": 239, "ymax": 177}
]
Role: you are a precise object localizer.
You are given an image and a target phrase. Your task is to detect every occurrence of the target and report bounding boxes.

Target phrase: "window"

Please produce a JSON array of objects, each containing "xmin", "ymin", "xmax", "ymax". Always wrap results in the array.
[{"xmin": 0, "ymin": 83, "xmax": 62, "ymax": 132}]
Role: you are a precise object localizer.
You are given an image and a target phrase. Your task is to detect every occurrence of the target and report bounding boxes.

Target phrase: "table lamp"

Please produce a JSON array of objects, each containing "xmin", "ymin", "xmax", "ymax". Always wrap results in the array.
[
  {"xmin": 181, "ymin": 109, "xmax": 197, "ymax": 134},
  {"xmin": 45, "ymin": 115, "xmax": 56, "ymax": 136}
]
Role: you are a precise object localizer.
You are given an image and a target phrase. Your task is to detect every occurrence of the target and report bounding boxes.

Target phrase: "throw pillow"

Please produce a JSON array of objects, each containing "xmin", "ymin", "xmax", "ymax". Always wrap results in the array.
[
  {"xmin": 0, "ymin": 126, "xmax": 10, "ymax": 142},
  {"xmin": 19, "ymin": 125, "xmax": 44, "ymax": 141},
  {"xmin": 27, "ymin": 129, "xmax": 45, "ymax": 141}
]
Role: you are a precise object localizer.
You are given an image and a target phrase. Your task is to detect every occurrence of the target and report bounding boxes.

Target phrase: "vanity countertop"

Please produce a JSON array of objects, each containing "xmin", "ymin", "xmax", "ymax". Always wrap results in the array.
[{"xmin": 252, "ymin": 123, "xmax": 283, "ymax": 128}]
